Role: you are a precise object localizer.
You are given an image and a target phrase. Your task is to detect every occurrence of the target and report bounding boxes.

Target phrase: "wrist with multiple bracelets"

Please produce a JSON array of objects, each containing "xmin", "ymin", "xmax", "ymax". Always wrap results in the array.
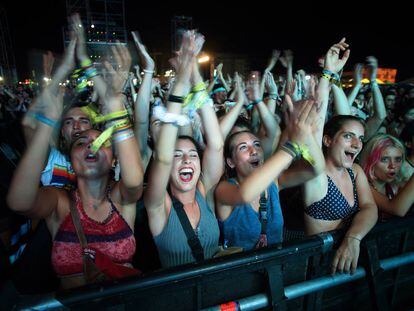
[
  {"xmin": 280, "ymin": 141, "xmax": 316, "ymax": 166},
  {"xmin": 71, "ymin": 59, "xmax": 99, "ymax": 93},
  {"xmin": 166, "ymin": 81, "xmax": 213, "ymax": 121},
  {"xmin": 321, "ymin": 69, "xmax": 341, "ymax": 88},
  {"xmin": 85, "ymin": 109, "xmax": 134, "ymax": 153}
]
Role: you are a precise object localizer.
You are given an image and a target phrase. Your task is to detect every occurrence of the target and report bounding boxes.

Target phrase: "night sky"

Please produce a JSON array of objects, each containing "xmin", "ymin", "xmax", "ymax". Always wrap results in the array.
[{"xmin": 3, "ymin": 1, "xmax": 413, "ymax": 81}]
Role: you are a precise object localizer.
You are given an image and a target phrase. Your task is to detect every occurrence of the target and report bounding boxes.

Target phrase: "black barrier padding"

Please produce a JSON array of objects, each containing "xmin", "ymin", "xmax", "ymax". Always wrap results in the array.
[
  {"xmin": 11, "ymin": 220, "xmax": 59, "ymax": 294},
  {"xmin": 132, "ymin": 199, "xmax": 161, "ymax": 272},
  {"xmin": 21, "ymin": 216, "xmax": 412, "ymax": 311},
  {"xmin": 279, "ymin": 186, "xmax": 305, "ymax": 236}
]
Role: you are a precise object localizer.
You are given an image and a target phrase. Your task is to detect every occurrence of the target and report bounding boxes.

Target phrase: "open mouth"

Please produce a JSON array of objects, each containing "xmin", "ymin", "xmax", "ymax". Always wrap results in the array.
[
  {"xmin": 72, "ymin": 132, "xmax": 81, "ymax": 139},
  {"xmin": 344, "ymin": 151, "xmax": 356, "ymax": 162},
  {"xmin": 387, "ymin": 172, "xmax": 396, "ymax": 178},
  {"xmin": 179, "ymin": 167, "xmax": 194, "ymax": 182},
  {"xmin": 249, "ymin": 159, "xmax": 260, "ymax": 168},
  {"xmin": 85, "ymin": 152, "xmax": 98, "ymax": 162}
]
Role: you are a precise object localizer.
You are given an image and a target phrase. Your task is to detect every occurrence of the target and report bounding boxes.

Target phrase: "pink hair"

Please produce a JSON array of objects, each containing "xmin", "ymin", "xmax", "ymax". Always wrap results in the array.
[{"xmin": 361, "ymin": 135, "xmax": 405, "ymax": 183}]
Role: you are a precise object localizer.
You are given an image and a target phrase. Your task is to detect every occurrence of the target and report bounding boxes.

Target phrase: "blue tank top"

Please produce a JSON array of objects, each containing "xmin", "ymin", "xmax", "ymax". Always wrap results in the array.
[
  {"xmin": 220, "ymin": 179, "xmax": 283, "ymax": 251},
  {"xmin": 305, "ymin": 168, "xmax": 359, "ymax": 221}
]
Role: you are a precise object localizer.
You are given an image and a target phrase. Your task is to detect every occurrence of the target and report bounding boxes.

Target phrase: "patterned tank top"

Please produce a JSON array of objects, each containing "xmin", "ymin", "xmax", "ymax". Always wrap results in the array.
[
  {"xmin": 51, "ymin": 190, "xmax": 136, "ymax": 276},
  {"xmin": 305, "ymin": 168, "xmax": 359, "ymax": 221}
]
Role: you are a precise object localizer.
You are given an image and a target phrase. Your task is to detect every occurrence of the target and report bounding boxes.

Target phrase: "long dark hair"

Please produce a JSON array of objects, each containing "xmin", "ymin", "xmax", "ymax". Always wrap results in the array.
[
  {"xmin": 323, "ymin": 115, "xmax": 365, "ymax": 139},
  {"xmin": 323, "ymin": 115, "xmax": 365, "ymax": 152},
  {"xmin": 177, "ymin": 135, "xmax": 203, "ymax": 162},
  {"xmin": 224, "ymin": 130, "xmax": 254, "ymax": 178}
]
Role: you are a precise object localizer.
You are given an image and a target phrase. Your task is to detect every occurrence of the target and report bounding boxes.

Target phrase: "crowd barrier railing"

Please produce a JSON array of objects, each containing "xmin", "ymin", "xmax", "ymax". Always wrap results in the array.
[{"xmin": 16, "ymin": 214, "xmax": 414, "ymax": 311}]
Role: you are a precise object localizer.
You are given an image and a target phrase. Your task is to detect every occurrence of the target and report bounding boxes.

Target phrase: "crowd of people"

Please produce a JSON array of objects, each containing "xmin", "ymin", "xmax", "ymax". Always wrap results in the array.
[{"xmin": 1, "ymin": 14, "xmax": 414, "ymax": 292}]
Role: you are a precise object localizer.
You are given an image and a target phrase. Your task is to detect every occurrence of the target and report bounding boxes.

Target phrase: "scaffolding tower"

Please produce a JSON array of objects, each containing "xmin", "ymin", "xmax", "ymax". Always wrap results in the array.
[
  {"xmin": 0, "ymin": 6, "xmax": 17, "ymax": 84},
  {"xmin": 64, "ymin": 0, "xmax": 127, "ymax": 63}
]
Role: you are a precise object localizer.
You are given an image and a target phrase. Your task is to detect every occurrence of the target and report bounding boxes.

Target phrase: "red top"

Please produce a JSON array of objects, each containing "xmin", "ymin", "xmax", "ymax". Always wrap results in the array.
[{"xmin": 51, "ymin": 191, "xmax": 136, "ymax": 276}]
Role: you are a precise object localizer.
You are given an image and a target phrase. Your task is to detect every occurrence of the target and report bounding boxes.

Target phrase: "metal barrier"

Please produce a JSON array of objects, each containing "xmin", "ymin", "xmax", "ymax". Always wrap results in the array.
[
  {"xmin": 15, "ymin": 215, "xmax": 414, "ymax": 310},
  {"xmin": 202, "ymin": 251, "xmax": 414, "ymax": 311}
]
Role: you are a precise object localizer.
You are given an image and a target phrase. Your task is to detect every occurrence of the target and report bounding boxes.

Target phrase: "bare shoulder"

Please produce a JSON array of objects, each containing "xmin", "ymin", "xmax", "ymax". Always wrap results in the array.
[
  {"xmin": 352, "ymin": 163, "xmax": 364, "ymax": 175},
  {"xmin": 54, "ymin": 188, "xmax": 71, "ymax": 220},
  {"xmin": 43, "ymin": 188, "xmax": 71, "ymax": 238},
  {"xmin": 351, "ymin": 163, "xmax": 368, "ymax": 182},
  {"xmin": 197, "ymin": 180, "xmax": 207, "ymax": 197}
]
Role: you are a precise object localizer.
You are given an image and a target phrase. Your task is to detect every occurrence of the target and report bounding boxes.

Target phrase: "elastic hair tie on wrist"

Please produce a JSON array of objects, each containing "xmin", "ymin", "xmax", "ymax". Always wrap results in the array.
[
  {"xmin": 168, "ymin": 94, "xmax": 185, "ymax": 104},
  {"xmin": 345, "ymin": 235, "xmax": 361, "ymax": 242}
]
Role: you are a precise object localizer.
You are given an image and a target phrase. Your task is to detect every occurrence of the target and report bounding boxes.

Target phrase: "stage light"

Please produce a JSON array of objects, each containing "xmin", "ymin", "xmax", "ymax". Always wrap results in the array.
[{"xmin": 198, "ymin": 55, "xmax": 210, "ymax": 63}]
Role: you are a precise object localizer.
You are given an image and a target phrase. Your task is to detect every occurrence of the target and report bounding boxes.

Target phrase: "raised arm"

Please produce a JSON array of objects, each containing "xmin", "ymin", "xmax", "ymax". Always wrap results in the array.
[
  {"xmin": 128, "ymin": 72, "xmax": 137, "ymax": 102},
  {"xmin": 215, "ymin": 99, "xmax": 318, "ymax": 210},
  {"xmin": 248, "ymin": 74, "xmax": 280, "ymax": 159},
  {"xmin": 331, "ymin": 164, "xmax": 378, "ymax": 275},
  {"xmin": 71, "ymin": 14, "xmax": 108, "ymax": 100},
  {"xmin": 22, "ymin": 37, "xmax": 76, "ymax": 146},
  {"xmin": 144, "ymin": 31, "xmax": 195, "ymax": 229},
  {"xmin": 7, "ymin": 88, "xmax": 63, "ymax": 219},
  {"xmin": 278, "ymin": 96, "xmax": 325, "ymax": 189},
  {"xmin": 131, "ymin": 31, "xmax": 155, "ymax": 168},
  {"xmin": 216, "ymin": 63, "xmax": 230, "ymax": 92},
  {"xmin": 103, "ymin": 45, "xmax": 143, "ymax": 204},
  {"xmin": 364, "ymin": 56, "xmax": 386, "ymax": 140},
  {"xmin": 264, "ymin": 71, "xmax": 280, "ymax": 115},
  {"xmin": 372, "ymin": 174, "xmax": 414, "ymax": 217},
  {"xmin": 191, "ymin": 33, "xmax": 224, "ymax": 193},
  {"xmin": 219, "ymin": 73, "xmax": 246, "ymax": 138},
  {"xmin": 314, "ymin": 38, "xmax": 350, "ymax": 146},
  {"xmin": 280, "ymin": 49, "xmax": 294, "ymax": 94},
  {"xmin": 304, "ymin": 39, "xmax": 350, "ymax": 206},
  {"xmin": 347, "ymin": 63, "xmax": 363, "ymax": 106},
  {"xmin": 260, "ymin": 50, "xmax": 281, "ymax": 98},
  {"xmin": 332, "ymin": 84, "xmax": 351, "ymax": 115}
]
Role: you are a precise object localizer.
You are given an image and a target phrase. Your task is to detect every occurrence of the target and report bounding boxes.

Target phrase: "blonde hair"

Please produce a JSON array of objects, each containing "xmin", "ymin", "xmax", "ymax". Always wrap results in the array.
[{"xmin": 360, "ymin": 134, "xmax": 407, "ymax": 184}]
